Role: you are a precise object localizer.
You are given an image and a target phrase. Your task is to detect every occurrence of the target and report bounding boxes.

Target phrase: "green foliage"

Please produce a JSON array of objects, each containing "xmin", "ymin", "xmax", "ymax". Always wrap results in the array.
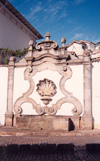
[{"xmin": 0, "ymin": 47, "xmax": 29, "ymax": 64}]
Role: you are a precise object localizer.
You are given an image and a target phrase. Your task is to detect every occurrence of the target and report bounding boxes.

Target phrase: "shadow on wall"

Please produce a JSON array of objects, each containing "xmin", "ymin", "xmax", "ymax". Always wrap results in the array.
[
  {"xmin": 92, "ymin": 117, "xmax": 94, "ymax": 129},
  {"xmin": 69, "ymin": 118, "xmax": 75, "ymax": 131}
]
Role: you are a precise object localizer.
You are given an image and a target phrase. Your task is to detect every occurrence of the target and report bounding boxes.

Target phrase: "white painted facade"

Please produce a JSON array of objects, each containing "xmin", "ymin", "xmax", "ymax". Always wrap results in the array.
[
  {"xmin": 0, "ymin": 1, "xmax": 43, "ymax": 50},
  {"xmin": 0, "ymin": 67, "xmax": 8, "ymax": 125},
  {"xmin": 0, "ymin": 11, "xmax": 34, "ymax": 50},
  {"xmin": 92, "ymin": 62, "xmax": 100, "ymax": 129}
]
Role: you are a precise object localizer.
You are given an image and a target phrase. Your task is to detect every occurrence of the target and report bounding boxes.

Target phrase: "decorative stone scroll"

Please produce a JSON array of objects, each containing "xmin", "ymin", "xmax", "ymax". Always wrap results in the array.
[
  {"xmin": 14, "ymin": 32, "xmax": 83, "ymax": 116},
  {"xmin": 14, "ymin": 63, "xmax": 83, "ymax": 116}
]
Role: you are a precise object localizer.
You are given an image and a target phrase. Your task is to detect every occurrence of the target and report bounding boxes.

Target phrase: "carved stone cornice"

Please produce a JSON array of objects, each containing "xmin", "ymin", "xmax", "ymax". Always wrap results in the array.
[{"xmin": 24, "ymin": 32, "xmax": 80, "ymax": 66}]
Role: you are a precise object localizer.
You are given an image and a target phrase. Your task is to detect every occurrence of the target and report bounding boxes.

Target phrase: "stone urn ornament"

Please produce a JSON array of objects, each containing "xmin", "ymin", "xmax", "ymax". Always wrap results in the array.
[{"xmin": 36, "ymin": 78, "xmax": 57, "ymax": 105}]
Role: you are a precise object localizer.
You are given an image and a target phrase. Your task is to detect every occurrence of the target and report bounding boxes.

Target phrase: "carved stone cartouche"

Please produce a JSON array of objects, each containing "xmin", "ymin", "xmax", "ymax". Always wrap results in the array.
[
  {"xmin": 36, "ymin": 78, "xmax": 57, "ymax": 105},
  {"xmin": 14, "ymin": 32, "xmax": 83, "ymax": 116}
]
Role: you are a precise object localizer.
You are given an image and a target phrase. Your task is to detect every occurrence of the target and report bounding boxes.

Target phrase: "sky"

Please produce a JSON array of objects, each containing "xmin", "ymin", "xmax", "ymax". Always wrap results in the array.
[{"xmin": 9, "ymin": 0, "xmax": 100, "ymax": 47}]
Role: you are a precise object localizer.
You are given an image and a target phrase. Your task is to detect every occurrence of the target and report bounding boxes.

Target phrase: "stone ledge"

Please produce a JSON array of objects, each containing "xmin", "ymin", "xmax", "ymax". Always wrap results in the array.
[{"xmin": 15, "ymin": 115, "xmax": 70, "ymax": 132}]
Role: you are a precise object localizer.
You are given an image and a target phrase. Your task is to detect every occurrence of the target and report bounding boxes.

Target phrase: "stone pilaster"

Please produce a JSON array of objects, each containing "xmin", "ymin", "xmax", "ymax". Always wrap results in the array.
[
  {"xmin": 5, "ymin": 57, "xmax": 15, "ymax": 126},
  {"xmin": 82, "ymin": 55, "xmax": 93, "ymax": 129},
  {"xmin": 72, "ymin": 116, "xmax": 81, "ymax": 130}
]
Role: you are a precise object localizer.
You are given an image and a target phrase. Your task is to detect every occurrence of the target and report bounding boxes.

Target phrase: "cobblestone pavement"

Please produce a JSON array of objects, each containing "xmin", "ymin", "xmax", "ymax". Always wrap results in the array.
[{"xmin": 0, "ymin": 135, "xmax": 100, "ymax": 160}]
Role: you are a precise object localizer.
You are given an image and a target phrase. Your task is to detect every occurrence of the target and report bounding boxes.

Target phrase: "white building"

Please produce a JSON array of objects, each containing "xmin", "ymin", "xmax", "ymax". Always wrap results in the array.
[{"xmin": 0, "ymin": 0, "xmax": 43, "ymax": 50}]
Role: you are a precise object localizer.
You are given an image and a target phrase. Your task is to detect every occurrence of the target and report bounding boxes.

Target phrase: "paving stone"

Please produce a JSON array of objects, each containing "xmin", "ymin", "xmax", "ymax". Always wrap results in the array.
[
  {"xmin": 57, "ymin": 144, "xmax": 68, "ymax": 151},
  {"xmin": 47, "ymin": 144, "xmax": 57, "ymax": 151},
  {"xmin": 6, "ymin": 144, "xmax": 19, "ymax": 153},
  {"xmin": 68, "ymin": 143, "xmax": 74, "ymax": 153},
  {"xmin": 20, "ymin": 144, "xmax": 30, "ymax": 152},
  {"xmin": 0, "ymin": 145, "xmax": 2, "ymax": 153},
  {"xmin": 39, "ymin": 143, "xmax": 48, "ymax": 151},
  {"xmin": 31, "ymin": 144, "xmax": 39, "ymax": 152},
  {"xmin": 86, "ymin": 143, "xmax": 100, "ymax": 153},
  {"xmin": 0, "ymin": 135, "xmax": 100, "ymax": 160}
]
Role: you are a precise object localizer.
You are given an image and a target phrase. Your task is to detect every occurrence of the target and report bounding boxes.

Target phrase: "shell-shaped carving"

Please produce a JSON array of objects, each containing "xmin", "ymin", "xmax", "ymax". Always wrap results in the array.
[{"xmin": 36, "ymin": 78, "xmax": 57, "ymax": 97}]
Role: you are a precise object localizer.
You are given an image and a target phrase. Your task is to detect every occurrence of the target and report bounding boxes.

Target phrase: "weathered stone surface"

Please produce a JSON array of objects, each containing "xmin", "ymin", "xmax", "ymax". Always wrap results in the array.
[
  {"xmin": 36, "ymin": 78, "xmax": 57, "ymax": 105},
  {"xmin": 71, "ymin": 116, "xmax": 81, "ymax": 129},
  {"xmin": 5, "ymin": 57, "xmax": 15, "ymax": 127},
  {"xmin": 82, "ymin": 115, "xmax": 93, "ymax": 130},
  {"xmin": 14, "ymin": 64, "xmax": 83, "ymax": 116},
  {"xmin": 82, "ymin": 56, "xmax": 93, "ymax": 130},
  {"xmin": 15, "ymin": 115, "xmax": 70, "ymax": 131},
  {"xmin": 5, "ymin": 113, "xmax": 13, "ymax": 126},
  {"xmin": 4, "ymin": 32, "xmax": 94, "ymax": 131}
]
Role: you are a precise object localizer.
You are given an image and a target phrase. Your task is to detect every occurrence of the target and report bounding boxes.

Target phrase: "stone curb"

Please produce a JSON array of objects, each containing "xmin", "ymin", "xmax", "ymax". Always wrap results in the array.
[
  {"xmin": 0, "ymin": 131, "xmax": 100, "ymax": 137},
  {"xmin": 57, "ymin": 143, "xmax": 74, "ymax": 153}
]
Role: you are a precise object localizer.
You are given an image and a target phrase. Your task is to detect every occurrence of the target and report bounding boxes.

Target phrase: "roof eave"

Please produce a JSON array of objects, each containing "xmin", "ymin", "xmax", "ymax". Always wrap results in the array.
[{"xmin": 0, "ymin": 0, "xmax": 43, "ymax": 40}]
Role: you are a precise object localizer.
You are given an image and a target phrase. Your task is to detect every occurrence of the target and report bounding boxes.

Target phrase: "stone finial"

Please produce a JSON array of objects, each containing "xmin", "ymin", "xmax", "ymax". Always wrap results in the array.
[
  {"xmin": 28, "ymin": 40, "xmax": 33, "ymax": 53},
  {"xmin": 83, "ymin": 48, "xmax": 90, "ymax": 57},
  {"xmin": 9, "ymin": 56, "xmax": 16, "ymax": 65},
  {"xmin": 61, "ymin": 37, "xmax": 66, "ymax": 47},
  {"xmin": 9, "ymin": 56, "xmax": 15, "ymax": 62},
  {"xmin": 45, "ymin": 32, "xmax": 50, "ymax": 41},
  {"xmin": 25, "ymin": 40, "xmax": 34, "ymax": 61},
  {"xmin": 29, "ymin": 40, "xmax": 34, "ymax": 46}
]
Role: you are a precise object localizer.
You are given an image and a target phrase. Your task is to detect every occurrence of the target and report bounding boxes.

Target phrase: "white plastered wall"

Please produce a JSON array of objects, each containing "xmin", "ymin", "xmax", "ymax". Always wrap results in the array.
[
  {"xmin": 67, "ymin": 43, "xmax": 83, "ymax": 56},
  {"xmin": 13, "ymin": 65, "xmax": 83, "ymax": 116},
  {"xmin": 0, "ymin": 12, "xmax": 34, "ymax": 50},
  {"xmin": 92, "ymin": 62, "xmax": 100, "ymax": 129},
  {"xmin": 0, "ymin": 67, "xmax": 8, "ymax": 125}
]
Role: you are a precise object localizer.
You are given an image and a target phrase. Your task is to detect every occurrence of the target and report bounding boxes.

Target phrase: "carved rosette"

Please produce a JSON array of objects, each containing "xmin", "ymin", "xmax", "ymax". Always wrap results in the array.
[{"xmin": 36, "ymin": 79, "xmax": 56, "ymax": 105}]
